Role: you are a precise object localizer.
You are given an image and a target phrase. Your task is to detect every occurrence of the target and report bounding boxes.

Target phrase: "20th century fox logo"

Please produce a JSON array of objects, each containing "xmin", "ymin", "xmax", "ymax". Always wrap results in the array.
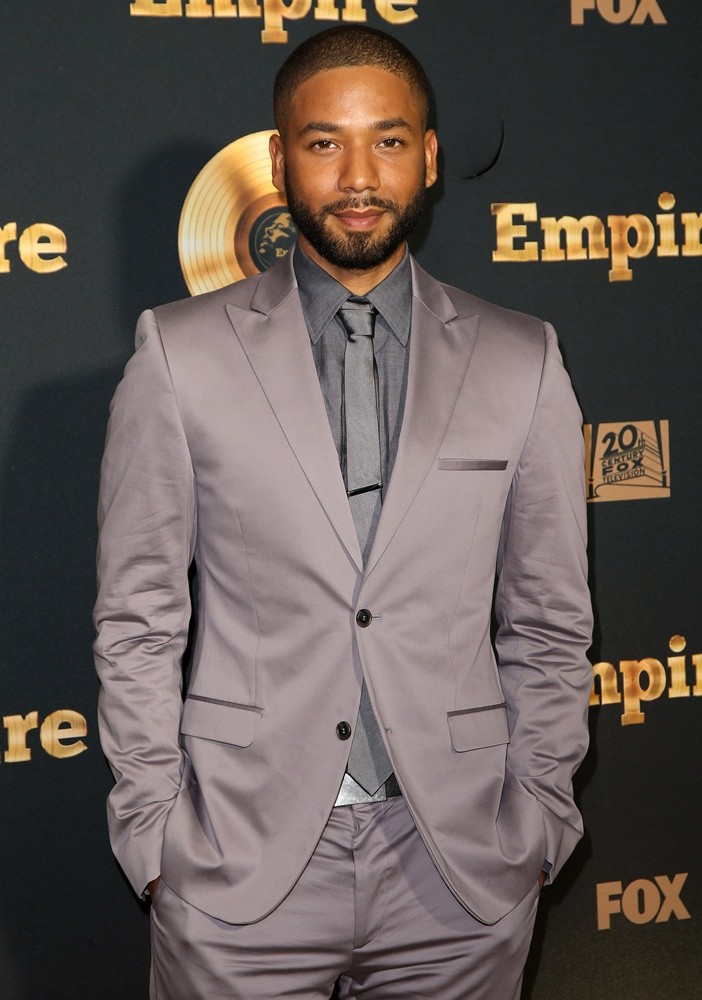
[{"xmin": 584, "ymin": 420, "xmax": 670, "ymax": 503}]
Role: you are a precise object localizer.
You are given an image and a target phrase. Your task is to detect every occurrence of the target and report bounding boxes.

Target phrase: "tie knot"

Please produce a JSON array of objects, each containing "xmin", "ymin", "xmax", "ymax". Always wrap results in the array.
[
  {"xmin": 339, "ymin": 297, "xmax": 376, "ymax": 340},
  {"xmin": 343, "ymin": 295, "xmax": 374, "ymax": 309}
]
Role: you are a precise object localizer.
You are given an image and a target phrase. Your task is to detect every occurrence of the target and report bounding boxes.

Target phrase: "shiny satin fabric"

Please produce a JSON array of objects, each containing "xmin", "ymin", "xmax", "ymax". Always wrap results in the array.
[{"xmin": 94, "ymin": 253, "xmax": 592, "ymax": 928}]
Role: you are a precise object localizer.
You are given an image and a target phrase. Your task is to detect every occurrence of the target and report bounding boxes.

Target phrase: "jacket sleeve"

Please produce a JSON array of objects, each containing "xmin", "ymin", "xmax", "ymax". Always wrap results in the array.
[
  {"xmin": 93, "ymin": 310, "xmax": 196, "ymax": 897},
  {"xmin": 494, "ymin": 322, "xmax": 593, "ymax": 883}
]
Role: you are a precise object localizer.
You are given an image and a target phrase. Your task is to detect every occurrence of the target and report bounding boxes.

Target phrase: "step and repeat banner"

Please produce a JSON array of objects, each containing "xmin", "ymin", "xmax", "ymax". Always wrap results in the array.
[{"xmin": 2, "ymin": 2, "xmax": 700, "ymax": 997}]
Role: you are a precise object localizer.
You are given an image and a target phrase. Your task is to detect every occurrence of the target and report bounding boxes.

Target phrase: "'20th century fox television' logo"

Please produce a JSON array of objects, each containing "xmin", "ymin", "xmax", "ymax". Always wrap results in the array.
[{"xmin": 584, "ymin": 420, "xmax": 670, "ymax": 503}]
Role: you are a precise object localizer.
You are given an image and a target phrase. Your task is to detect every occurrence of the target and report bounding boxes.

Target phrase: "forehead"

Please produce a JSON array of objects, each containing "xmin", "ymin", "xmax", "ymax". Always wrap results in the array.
[{"xmin": 289, "ymin": 65, "xmax": 420, "ymax": 128}]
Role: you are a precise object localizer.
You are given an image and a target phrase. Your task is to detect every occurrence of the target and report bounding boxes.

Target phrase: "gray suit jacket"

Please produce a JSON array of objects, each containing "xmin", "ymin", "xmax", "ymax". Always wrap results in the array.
[{"xmin": 94, "ymin": 253, "xmax": 592, "ymax": 926}]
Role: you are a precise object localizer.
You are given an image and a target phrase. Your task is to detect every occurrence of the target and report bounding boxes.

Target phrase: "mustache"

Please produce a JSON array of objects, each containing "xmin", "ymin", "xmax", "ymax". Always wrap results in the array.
[{"xmin": 321, "ymin": 196, "xmax": 397, "ymax": 214}]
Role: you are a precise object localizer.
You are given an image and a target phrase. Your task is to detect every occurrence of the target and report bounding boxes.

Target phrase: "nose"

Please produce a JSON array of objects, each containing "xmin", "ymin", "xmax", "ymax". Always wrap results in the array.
[{"xmin": 338, "ymin": 144, "xmax": 380, "ymax": 194}]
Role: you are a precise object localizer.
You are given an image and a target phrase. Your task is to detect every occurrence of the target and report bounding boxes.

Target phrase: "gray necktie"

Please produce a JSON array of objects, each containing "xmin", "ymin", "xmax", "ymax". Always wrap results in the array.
[{"xmin": 339, "ymin": 297, "xmax": 394, "ymax": 795}]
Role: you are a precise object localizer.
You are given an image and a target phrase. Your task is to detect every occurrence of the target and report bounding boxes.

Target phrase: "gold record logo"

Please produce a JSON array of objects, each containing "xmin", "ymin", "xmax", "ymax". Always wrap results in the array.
[{"xmin": 179, "ymin": 130, "xmax": 296, "ymax": 295}]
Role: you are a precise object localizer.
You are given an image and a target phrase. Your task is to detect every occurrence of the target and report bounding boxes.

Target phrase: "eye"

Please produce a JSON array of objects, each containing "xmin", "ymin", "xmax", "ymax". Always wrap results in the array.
[
  {"xmin": 378, "ymin": 137, "xmax": 406, "ymax": 149},
  {"xmin": 309, "ymin": 139, "xmax": 338, "ymax": 151}
]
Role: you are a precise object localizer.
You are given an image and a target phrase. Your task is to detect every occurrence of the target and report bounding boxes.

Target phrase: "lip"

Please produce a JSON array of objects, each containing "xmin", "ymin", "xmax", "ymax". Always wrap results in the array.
[{"xmin": 332, "ymin": 209, "xmax": 385, "ymax": 231}]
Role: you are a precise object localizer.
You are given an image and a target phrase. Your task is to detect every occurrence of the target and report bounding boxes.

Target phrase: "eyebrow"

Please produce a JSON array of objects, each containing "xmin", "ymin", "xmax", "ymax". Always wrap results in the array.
[
  {"xmin": 298, "ymin": 121, "xmax": 340, "ymax": 137},
  {"xmin": 374, "ymin": 118, "xmax": 413, "ymax": 131},
  {"xmin": 297, "ymin": 117, "xmax": 414, "ymax": 138}
]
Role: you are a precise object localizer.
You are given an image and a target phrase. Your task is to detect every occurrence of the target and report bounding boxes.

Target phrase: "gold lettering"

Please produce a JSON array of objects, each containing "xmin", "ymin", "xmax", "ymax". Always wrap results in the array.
[
  {"xmin": 3, "ymin": 712, "xmax": 39, "ymax": 763},
  {"xmin": 261, "ymin": 0, "xmax": 312, "ymax": 42},
  {"xmin": 631, "ymin": 0, "xmax": 667, "ymax": 25},
  {"xmin": 681, "ymin": 212, "xmax": 702, "ymax": 257},
  {"xmin": 621, "ymin": 878, "xmax": 660, "ymax": 924},
  {"xmin": 213, "ymin": 0, "xmax": 239, "ymax": 14},
  {"xmin": 590, "ymin": 661, "xmax": 621, "ymax": 706},
  {"xmin": 0, "ymin": 222, "xmax": 18, "ymax": 273},
  {"xmin": 596, "ymin": 881, "xmax": 623, "ymax": 930},
  {"xmin": 592, "ymin": 640, "xmax": 702, "ymax": 722},
  {"xmin": 375, "ymin": 0, "xmax": 418, "ymax": 25},
  {"xmin": 491, "ymin": 203, "xmax": 538, "ymax": 262},
  {"xmin": 493, "ymin": 196, "xmax": 700, "ymax": 281},
  {"xmin": 129, "ymin": 0, "xmax": 423, "ymax": 31},
  {"xmin": 667, "ymin": 655, "xmax": 690, "ymax": 697},
  {"xmin": 667, "ymin": 636, "xmax": 690, "ymax": 698},
  {"xmin": 130, "ymin": 0, "xmax": 182, "ymax": 13},
  {"xmin": 571, "ymin": 0, "xmax": 596, "ymax": 24},
  {"xmin": 692, "ymin": 654, "xmax": 702, "ymax": 697},
  {"xmin": 619, "ymin": 657, "xmax": 666, "ymax": 725},
  {"xmin": 185, "ymin": 0, "xmax": 213, "ymax": 14},
  {"xmin": 18, "ymin": 224, "xmax": 67, "ymax": 274},
  {"xmin": 39, "ymin": 710, "xmax": 88, "ymax": 759},
  {"xmin": 607, "ymin": 213, "xmax": 655, "ymax": 281},
  {"xmin": 656, "ymin": 191, "xmax": 679, "ymax": 256},
  {"xmin": 342, "ymin": 0, "xmax": 367, "ymax": 20},
  {"xmin": 598, "ymin": 0, "xmax": 637, "ymax": 23},
  {"xmin": 655, "ymin": 873, "xmax": 691, "ymax": 921},
  {"xmin": 314, "ymin": 0, "xmax": 339, "ymax": 18},
  {"xmin": 541, "ymin": 215, "xmax": 608, "ymax": 262}
]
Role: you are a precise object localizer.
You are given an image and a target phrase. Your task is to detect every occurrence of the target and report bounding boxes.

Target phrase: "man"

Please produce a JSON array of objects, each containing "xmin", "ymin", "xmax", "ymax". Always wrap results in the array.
[{"xmin": 94, "ymin": 25, "xmax": 593, "ymax": 1000}]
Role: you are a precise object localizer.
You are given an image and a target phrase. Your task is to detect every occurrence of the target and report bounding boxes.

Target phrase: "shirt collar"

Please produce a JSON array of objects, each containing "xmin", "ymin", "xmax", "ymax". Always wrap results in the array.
[{"xmin": 293, "ymin": 242, "xmax": 411, "ymax": 346}]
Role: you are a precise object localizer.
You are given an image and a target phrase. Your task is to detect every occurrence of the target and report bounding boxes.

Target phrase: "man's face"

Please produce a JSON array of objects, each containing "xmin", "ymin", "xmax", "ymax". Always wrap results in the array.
[{"xmin": 270, "ymin": 65, "xmax": 437, "ymax": 284}]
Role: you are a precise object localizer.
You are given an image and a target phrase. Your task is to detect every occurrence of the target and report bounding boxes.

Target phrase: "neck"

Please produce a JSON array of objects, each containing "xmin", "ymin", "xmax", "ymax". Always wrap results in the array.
[{"xmin": 296, "ymin": 236, "xmax": 406, "ymax": 295}]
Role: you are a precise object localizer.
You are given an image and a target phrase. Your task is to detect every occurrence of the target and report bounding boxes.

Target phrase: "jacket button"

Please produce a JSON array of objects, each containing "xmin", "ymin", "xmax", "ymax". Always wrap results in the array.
[
  {"xmin": 336, "ymin": 721, "xmax": 352, "ymax": 740},
  {"xmin": 356, "ymin": 609, "xmax": 372, "ymax": 627}
]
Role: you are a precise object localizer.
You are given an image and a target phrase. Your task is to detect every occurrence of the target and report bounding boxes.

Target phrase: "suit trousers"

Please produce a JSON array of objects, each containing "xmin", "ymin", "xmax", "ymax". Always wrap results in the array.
[{"xmin": 149, "ymin": 796, "xmax": 540, "ymax": 1000}]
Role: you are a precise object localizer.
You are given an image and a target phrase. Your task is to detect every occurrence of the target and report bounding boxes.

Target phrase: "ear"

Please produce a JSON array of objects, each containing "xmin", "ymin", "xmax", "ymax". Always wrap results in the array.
[
  {"xmin": 269, "ymin": 133, "xmax": 286, "ymax": 196},
  {"xmin": 424, "ymin": 129, "xmax": 438, "ymax": 189}
]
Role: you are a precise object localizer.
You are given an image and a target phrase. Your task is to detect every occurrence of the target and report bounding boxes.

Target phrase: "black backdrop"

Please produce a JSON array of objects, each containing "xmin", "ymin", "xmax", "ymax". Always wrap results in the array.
[{"xmin": 1, "ymin": 2, "xmax": 700, "ymax": 997}]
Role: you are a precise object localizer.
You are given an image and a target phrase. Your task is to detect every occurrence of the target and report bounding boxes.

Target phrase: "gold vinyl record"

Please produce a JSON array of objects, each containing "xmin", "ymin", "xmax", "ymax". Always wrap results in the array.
[{"xmin": 179, "ymin": 130, "xmax": 296, "ymax": 296}]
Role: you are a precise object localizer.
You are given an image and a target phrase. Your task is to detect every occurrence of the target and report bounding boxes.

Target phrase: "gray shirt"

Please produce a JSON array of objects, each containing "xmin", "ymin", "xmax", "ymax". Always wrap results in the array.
[{"xmin": 293, "ymin": 244, "xmax": 412, "ymax": 513}]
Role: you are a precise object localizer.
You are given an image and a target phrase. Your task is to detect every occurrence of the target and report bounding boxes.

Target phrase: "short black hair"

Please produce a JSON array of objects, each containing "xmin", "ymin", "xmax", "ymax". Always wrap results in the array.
[{"xmin": 273, "ymin": 26, "xmax": 431, "ymax": 134}]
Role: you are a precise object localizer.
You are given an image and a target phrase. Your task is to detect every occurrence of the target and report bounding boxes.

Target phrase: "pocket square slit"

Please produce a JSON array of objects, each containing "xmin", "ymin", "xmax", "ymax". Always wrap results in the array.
[{"xmin": 437, "ymin": 459, "xmax": 508, "ymax": 471}]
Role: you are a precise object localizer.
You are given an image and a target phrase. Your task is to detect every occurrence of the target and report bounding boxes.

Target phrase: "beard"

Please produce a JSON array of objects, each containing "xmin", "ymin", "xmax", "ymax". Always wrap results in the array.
[{"xmin": 284, "ymin": 168, "xmax": 426, "ymax": 271}]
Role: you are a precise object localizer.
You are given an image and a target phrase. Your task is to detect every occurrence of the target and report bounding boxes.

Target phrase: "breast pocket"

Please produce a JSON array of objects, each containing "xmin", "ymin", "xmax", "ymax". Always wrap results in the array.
[{"xmin": 437, "ymin": 459, "xmax": 508, "ymax": 471}]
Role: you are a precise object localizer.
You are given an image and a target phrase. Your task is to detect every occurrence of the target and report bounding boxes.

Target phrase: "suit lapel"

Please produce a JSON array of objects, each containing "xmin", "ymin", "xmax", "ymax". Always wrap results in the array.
[
  {"xmin": 364, "ymin": 259, "xmax": 480, "ymax": 578},
  {"xmin": 224, "ymin": 255, "xmax": 479, "ymax": 578},
  {"xmin": 225, "ymin": 259, "xmax": 363, "ymax": 572}
]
